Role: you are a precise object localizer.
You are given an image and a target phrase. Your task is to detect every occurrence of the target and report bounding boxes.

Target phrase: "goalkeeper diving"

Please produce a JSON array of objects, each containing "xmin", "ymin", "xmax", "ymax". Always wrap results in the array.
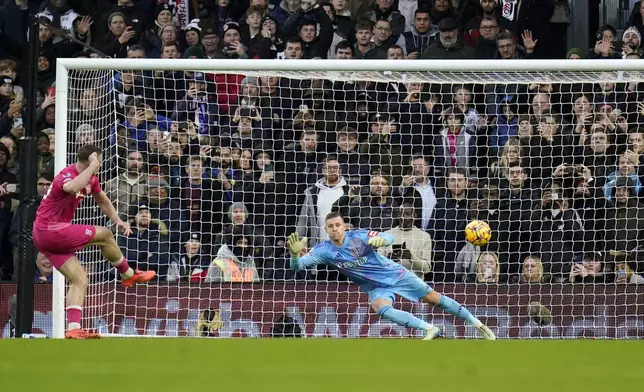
[{"xmin": 288, "ymin": 211, "xmax": 496, "ymax": 340}]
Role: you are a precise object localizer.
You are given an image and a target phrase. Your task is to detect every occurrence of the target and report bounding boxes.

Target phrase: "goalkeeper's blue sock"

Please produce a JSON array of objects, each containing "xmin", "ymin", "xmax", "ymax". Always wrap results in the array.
[
  {"xmin": 376, "ymin": 306, "xmax": 432, "ymax": 330},
  {"xmin": 437, "ymin": 294, "xmax": 482, "ymax": 327}
]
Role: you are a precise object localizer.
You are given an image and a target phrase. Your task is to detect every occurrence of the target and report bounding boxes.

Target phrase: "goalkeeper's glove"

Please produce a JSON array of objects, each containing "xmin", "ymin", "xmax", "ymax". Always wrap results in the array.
[
  {"xmin": 287, "ymin": 232, "xmax": 307, "ymax": 256},
  {"xmin": 367, "ymin": 236, "xmax": 387, "ymax": 248}
]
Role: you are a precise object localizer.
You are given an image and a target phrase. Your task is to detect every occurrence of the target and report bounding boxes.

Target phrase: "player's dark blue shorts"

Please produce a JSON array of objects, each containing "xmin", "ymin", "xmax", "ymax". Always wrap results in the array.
[{"xmin": 366, "ymin": 272, "xmax": 433, "ymax": 304}]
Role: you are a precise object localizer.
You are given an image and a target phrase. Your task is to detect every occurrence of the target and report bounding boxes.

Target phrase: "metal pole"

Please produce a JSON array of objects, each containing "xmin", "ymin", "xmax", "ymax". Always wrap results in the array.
[{"xmin": 15, "ymin": 15, "xmax": 41, "ymax": 338}]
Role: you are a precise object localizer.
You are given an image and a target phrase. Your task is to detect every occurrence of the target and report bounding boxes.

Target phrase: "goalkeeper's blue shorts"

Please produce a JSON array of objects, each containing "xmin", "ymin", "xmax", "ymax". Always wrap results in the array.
[{"xmin": 367, "ymin": 272, "xmax": 433, "ymax": 304}]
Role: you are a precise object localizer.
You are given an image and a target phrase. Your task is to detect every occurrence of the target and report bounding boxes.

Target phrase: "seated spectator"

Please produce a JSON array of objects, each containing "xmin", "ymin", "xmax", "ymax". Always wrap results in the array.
[
  {"xmin": 118, "ymin": 203, "xmax": 173, "ymax": 275},
  {"xmin": 403, "ymin": 9, "xmax": 437, "ymax": 57},
  {"xmin": 206, "ymin": 235, "xmax": 260, "ymax": 282},
  {"xmin": 35, "ymin": 252, "xmax": 53, "ymax": 283},
  {"xmin": 212, "ymin": 202, "xmax": 273, "ymax": 277},
  {"xmin": 0, "ymin": 60, "xmax": 22, "ymax": 100},
  {"xmin": 104, "ymin": 150, "xmax": 148, "ymax": 220},
  {"xmin": 430, "ymin": 0, "xmax": 455, "ymax": 25},
  {"xmin": 249, "ymin": 14, "xmax": 285, "ymax": 59},
  {"xmin": 515, "ymin": 255, "xmax": 546, "ymax": 283},
  {"xmin": 379, "ymin": 204, "xmax": 433, "ymax": 278},
  {"xmin": 366, "ymin": 19, "xmax": 407, "ymax": 59},
  {"xmin": 164, "ymin": 233, "xmax": 211, "ymax": 282},
  {"xmin": 421, "ymin": 17, "xmax": 475, "ymax": 59},
  {"xmin": 365, "ymin": 0, "xmax": 406, "ymax": 39},
  {"xmin": 272, "ymin": 0, "xmax": 301, "ymax": 27},
  {"xmin": 490, "ymin": 138, "xmax": 523, "ymax": 180},
  {"xmin": 570, "ymin": 252, "xmax": 606, "ymax": 283},
  {"xmin": 621, "ymin": 26, "xmax": 643, "ymax": 58},
  {"xmin": 1, "ymin": 137, "xmax": 18, "ymax": 176},
  {"xmin": 475, "ymin": 252, "xmax": 500, "ymax": 284},
  {"xmin": 615, "ymin": 261, "xmax": 644, "ymax": 284},
  {"xmin": 471, "ymin": 16, "xmax": 500, "ymax": 59},
  {"xmin": 353, "ymin": 19, "xmax": 375, "ymax": 58},
  {"xmin": 495, "ymin": 31, "xmax": 536, "ymax": 60},
  {"xmin": 184, "ymin": 20, "xmax": 203, "ymax": 48}
]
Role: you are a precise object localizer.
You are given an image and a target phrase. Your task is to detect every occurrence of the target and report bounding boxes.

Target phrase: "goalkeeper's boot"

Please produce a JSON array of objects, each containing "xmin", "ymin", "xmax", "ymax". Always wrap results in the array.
[
  {"xmin": 476, "ymin": 324, "xmax": 496, "ymax": 340},
  {"xmin": 122, "ymin": 269, "xmax": 157, "ymax": 288},
  {"xmin": 422, "ymin": 326, "xmax": 442, "ymax": 340},
  {"xmin": 65, "ymin": 329, "xmax": 101, "ymax": 339}
]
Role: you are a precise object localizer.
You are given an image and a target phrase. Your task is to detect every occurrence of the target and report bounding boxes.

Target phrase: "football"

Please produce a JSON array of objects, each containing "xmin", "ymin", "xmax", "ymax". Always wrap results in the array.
[{"xmin": 464, "ymin": 220, "xmax": 492, "ymax": 246}]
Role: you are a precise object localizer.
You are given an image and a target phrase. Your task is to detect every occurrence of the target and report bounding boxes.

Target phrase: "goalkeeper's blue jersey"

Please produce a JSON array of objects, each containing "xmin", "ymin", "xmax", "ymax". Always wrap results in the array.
[{"xmin": 294, "ymin": 230, "xmax": 407, "ymax": 289}]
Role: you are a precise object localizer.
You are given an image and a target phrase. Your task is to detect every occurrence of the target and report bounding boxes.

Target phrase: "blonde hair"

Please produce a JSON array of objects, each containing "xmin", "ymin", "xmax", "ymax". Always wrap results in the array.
[
  {"xmin": 476, "ymin": 252, "xmax": 500, "ymax": 283},
  {"xmin": 521, "ymin": 255, "xmax": 544, "ymax": 283},
  {"xmin": 490, "ymin": 138, "xmax": 522, "ymax": 178}
]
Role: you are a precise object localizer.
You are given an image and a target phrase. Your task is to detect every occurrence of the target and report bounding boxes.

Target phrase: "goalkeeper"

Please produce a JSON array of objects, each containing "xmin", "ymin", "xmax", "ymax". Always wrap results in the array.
[{"xmin": 288, "ymin": 211, "xmax": 496, "ymax": 340}]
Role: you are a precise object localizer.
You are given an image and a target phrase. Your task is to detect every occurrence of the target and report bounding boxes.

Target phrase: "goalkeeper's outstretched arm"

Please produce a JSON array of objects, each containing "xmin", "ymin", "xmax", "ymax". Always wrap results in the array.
[{"xmin": 288, "ymin": 233, "xmax": 323, "ymax": 271}]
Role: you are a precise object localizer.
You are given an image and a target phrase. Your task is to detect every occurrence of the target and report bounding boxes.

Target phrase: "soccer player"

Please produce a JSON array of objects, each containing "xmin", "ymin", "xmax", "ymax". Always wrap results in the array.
[
  {"xmin": 288, "ymin": 211, "xmax": 496, "ymax": 340},
  {"xmin": 33, "ymin": 145, "xmax": 156, "ymax": 339}
]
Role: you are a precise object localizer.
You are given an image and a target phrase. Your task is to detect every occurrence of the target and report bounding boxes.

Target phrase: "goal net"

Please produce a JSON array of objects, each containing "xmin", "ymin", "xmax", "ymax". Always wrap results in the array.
[{"xmin": 52, "ymin": 59, "xmax": 644, "ymax": 339}]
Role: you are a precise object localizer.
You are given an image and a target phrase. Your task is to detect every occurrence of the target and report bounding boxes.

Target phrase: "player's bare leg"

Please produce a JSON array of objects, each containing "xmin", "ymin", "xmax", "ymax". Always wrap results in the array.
[
  {"xmin": 370, "ymin": 298, "xmax": 441, "ymax": 340},
  {"xmin": 422, "ymin": 291, "xmax": 496, "ymax": 340},
  {"xmin": 90, "ymin": 227, "xmax": 155, "ymax": 287},
  {"xmin": 57, "ymin": 257, "xmax": 100, "ymax": 339}
]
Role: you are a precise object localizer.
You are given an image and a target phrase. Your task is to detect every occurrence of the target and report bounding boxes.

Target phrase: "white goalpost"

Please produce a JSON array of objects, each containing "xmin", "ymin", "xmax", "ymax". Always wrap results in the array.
[{"xmin": 51, "ymin": 58, "xmax": 644, "ymax": 339}]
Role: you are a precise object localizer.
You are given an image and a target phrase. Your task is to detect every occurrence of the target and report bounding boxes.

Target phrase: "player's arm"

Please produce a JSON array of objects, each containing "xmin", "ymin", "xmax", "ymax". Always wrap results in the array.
[
  {"xmin": 362, "ymin": 230, "xmax": 394, "ymax": 248},
  {"xmin": 287, "ymin": 233, "xmax": 323, "ymax": 271},
  {"xmin": 62, "ymin": 159, "xmax": 100, "ymax": 194},
  {"xmin": 92, "ymin": 191, "xmax": 122, "ymax": 224}
]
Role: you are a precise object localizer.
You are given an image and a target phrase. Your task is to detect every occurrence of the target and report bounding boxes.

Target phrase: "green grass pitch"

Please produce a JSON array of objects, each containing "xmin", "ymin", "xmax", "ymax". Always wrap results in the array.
[{"xmin": 1, "ymin": 339, "xmax": 642, "ymax": 392}]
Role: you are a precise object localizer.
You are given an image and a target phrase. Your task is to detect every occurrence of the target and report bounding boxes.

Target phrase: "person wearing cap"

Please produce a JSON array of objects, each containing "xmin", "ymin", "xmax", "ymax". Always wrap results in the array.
[
  {"xmin": 163, "ymin": 233, "xmax": 211, "ymax": 282},
  {"xmin": 283, "ymin": 0, "xmax": 334, "ymax": 59},
  {"xmin": 139, "ymin": 3, "xmax": 177, "ymax": 58},
  {"xmin": 214, "ymin": 22, "xmax": 249, "ymax": 58},
  {"xmin": 570, "ymin": 252, "xmax": 606, "ymax": 283},
  {"xmin": 118, "ymin": 203, "xmax": 171, "ymax": 275},
  {"xmin": 171, "ymin": 72, "xmax": 220, "ymax": 136},
  {"xmin": 421, "ymin": 16, "xmax": 475, "ymax": 59},
  {"xmin": 138, "ymin": 177, "xmax": 185, "ymax": 243},
  {"xmin": 185, "ymin": 20, "xmax": 203, "ymax": 47},
  {"xmin": 249, "ymin": 14, "xmax": 286, "ymax": 59},
  {"xmin": 201, "ymin": 24, "xmax": 220, "ymax": 58}
]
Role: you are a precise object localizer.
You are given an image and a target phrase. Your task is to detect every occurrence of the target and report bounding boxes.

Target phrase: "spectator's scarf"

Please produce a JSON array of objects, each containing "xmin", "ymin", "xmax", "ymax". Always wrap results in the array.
[
  {"xmin": 165, "ymin": 0, "xmax": 190, "ymax": 30},
  {"xmin": 195, "ymin": 99, "xmax": 209, "ymax": 135}
]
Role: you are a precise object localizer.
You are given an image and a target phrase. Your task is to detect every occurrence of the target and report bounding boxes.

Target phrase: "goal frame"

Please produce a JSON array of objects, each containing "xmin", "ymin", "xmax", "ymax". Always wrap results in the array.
[{"xmin": 52, "ymin": 58, "xmax": 640, "ymax": 339}]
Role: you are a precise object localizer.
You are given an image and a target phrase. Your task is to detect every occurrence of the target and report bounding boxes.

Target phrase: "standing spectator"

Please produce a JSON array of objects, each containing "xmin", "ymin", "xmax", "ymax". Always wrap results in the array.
[
  {"xmin": 36, "ymin": 0, "xmax": 81, "ymax": 38},
  {"xmin": 360, "ymin": 114, "xmax": 405, "ymax": 177},
  {"xmin": 403, "ymin": 9, "xmax": 437, "ymax": 57},
  {"xmin": 249, "ymin": 14, "xmax": 286, "ymax": 59},
  {"xmin": 497, "ymin": 0, "xmax": 554, "ymax": 58},
  {"xmin": 272, "ymin": 0, "xmax": 301, "ymax": 26},
  {"xmin": 428, "ymin": 167, "xmax": 470, "ymax": 282},
  {"xmin": 36, "ymin": 131, "xmax": 54, "ymax": 178},
  {"xmin": 96, "ymin": 0, "xmax": 147, "ymax": 42},
  {"xmin": 164, "ymin": 233, "xmax": 211, "ymax": 282},
  {"xmin": 421, "ymin": 17, "xmax": 475, "ymax": 59},
  {"xmin": 430, "ymin": 0, "xmax": 455, "ymax": 25},
  {"xmin": 336, "ymin": 171, "xmax": 399, "ymax": 231},
  {"xmin": 495, "ymin": 30, "xmax": 536, "ymax": 59},
  {"xmin": 365, "ymin": 0, "xmax": 406, "ymax": 39},
  {"xmin": 297, "ymin": 155, "xmax": 350, "ymax": 247},
  {"xmin": 280, "ymin": 129, "xmax": 322, "ymax": 198},
  {"xmin": 139, "ymin": 3, "xmax": 175, "ymax": 58},
  {"xmin": 94, "ymin": 12, "xmax": 137, "ymax": 58},
  {"xmin": 394, "ymin": 155, "xmax": 437, "ymax": 230},
  {"xmin": 137, "ymin": 178, "xmax": 186, "ymax": 244},
  {"xmin": 603, "ymin": 152, "xmax": 643, "ymax": 202},
  {"xmin": 353, "ymin": 19, "xmax": 375, "ymax": 58},
  {"xmin": 8, "ymin": 173, "xmax": 52, "ymax": 281},
  {"xmin": 1, "ymin": 137, "xmax": 19, "ymax": 177},
  {"xmin": 172, "ymin": 72, "xmax": 221, "ymax": 136},
  {"xmin": 364, "ymin": 18, "xmax": 406, "ymax": 59},
  {"xmin": 379, "ymin": 203, "xmax": 433, "ymax": 278},
  {"xmin": 118, "ymin": 203, "xmax": 172, "ymax": 274},
  {"xmin": 472, "ymin": 16, "xmax": 500, "ymax": 59},
  {"xmin": 284, "ymin": 0, "xmax": 334, "ymax": 58},
  {"xmin": 602, "ymin": 176, "xmax": 644, "ymax": 257},
  {"xmin": 104, "ymin": 150, "xmax": 148, "ymax": 220},
  {"xmin": 621, "ymin": 26, "xmax": 643, "ymax": 58},
  {"xmin": 334, "ymin": 126, "xmax": 370, "ymax": 186},
  {"xmin": 529, "ymin": 182, "xmax": 584, "ymax": 280},
  {"xmin": 433, "ymin": 107, "xmax": 477, "ymax": 178}
]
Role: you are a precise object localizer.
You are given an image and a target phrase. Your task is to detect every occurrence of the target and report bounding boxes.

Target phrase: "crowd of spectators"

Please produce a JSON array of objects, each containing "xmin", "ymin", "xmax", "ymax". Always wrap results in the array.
[{"xmin": 1, "ymin": 0, "xmax": 644, "ymax": 286}]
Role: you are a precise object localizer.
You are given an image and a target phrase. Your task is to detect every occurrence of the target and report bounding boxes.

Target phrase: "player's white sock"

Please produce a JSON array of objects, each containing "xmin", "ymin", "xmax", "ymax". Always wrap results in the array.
[
  {"xmin": 120, "ymin": 268, "xmax": 134, "ymax": 280},
  {"xmin": 68, "ymin": 322, "xmax": 81, "ymax": 330}
]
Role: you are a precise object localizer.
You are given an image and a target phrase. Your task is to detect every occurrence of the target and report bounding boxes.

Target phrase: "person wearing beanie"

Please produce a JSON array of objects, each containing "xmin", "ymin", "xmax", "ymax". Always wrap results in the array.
[
  {"xmin": 622, "ymin": 26, "xmax": 643, "ymax": 58},
  {"xmin": 249, "ymin": 14, "xmax": 285, "ymax": 59},
  {"xmin": 139, "ymin": 3, "xmax": 177, "ymax": 58},
  {"xmin": 185, "ymin": 20, "xmax": 203, "ymax": 47},
  {"xmin": 216, "ymin": 22, "xmax": 249, "ymax": 58},
  {"xmin": 567, "ymin": 47, "xmax": 584, "ymax": 59},
  {"xmin": 183, "ymin": 46, "xmax": 206, "ymax": 59}
]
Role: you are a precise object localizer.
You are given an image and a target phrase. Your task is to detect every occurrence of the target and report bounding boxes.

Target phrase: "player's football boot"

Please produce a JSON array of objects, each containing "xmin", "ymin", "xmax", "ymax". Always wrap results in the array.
[
  {"xmin": 65, "ymin": 329, "xmax": 101, "ymax": 339},
  {"xmin": 122, "ymin": 269, "xmax": 156, "ymax": 288},
  {"xmin": 422, "ymin": 326, "xmax": 442, "ymax": 340},
  {"xmin": 476, "ymin": 324, "xmax": 497, "ymax": 340}
]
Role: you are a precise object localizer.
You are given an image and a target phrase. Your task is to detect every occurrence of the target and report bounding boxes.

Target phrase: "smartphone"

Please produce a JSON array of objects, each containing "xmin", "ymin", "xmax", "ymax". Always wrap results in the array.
[
  {"xmin": 484, "ymin": 267, "xmax": 493, "ymax": 280},
  {"xmin": 47, "ymin": 87, "xmax": 56, "ymax": 97},
  {"xmin": 12, "ymin": 117, "xmax": 22, "ymax": 128},
  {"xmin": 6, "ymin": 184, "xmax": 18, "ymax": 193},
  {"xmin": 263, "ymin": 163, "xmax": 274, "ymax": 172}
]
